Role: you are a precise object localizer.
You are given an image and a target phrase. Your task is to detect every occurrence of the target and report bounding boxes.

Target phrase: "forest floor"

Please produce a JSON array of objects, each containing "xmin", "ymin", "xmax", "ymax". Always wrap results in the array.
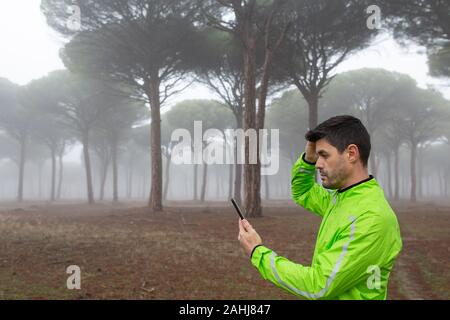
[{"xmin": 0, "ymin": 200, "xmax": 448, "ymax": 300}]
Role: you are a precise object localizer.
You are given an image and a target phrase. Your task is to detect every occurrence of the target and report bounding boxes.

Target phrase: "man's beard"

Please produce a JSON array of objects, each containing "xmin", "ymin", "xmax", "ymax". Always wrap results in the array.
[
  {"xmin": 320, "ymin": 170, "xmax": 345, "ymax": 190},
  {"xmin": 321, "ymin": 174, "xmax": 337, "ymax": 189}
]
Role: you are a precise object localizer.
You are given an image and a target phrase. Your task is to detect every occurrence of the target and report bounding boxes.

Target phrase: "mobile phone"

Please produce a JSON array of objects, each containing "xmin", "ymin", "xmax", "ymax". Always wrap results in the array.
[{"xmin": 231, "ymin": 198, "xmax": 245, "ymax": 220}]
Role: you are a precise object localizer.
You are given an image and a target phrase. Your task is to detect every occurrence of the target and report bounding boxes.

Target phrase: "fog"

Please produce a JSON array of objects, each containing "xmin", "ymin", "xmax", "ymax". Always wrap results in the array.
[{"xmin": 0, "ymin": 0, "xmax": 449, "ymax": 206}]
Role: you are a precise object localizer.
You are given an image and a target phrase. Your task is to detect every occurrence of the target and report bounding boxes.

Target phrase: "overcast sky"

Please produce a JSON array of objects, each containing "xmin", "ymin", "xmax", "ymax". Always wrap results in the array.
[
  {"xmin": 1, "ymin": 0, "xmax": 448, "ymax": 93},
  {"xmin": 0, "ymin": 0, "xmax": 449, "ymax": 162}
]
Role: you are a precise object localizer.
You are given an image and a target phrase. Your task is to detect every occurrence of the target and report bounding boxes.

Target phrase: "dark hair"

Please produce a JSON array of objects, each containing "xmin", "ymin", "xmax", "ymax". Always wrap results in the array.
[{"xmin": 305, "ymin": 115, "xmax": 371, "ymax": 167}]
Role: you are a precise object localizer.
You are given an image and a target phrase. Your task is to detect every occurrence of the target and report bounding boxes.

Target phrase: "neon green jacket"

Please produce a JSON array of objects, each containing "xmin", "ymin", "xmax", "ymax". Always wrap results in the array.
[{"xmin": 251, "ymin": 153, "xmax": 402, "ymax": 300}]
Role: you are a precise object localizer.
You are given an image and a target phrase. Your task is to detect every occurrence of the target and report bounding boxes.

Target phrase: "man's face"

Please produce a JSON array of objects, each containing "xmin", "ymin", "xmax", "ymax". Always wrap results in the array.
[{"xmin": 315, "ymin": 138, "xmax": 349, "ymax": 190}]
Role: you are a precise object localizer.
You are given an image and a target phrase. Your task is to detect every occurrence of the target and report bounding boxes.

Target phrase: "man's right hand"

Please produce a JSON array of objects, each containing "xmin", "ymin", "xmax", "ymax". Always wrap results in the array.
[{"xmin": 305, "ymin": 141, "xmax": 318, "ymax": 163}]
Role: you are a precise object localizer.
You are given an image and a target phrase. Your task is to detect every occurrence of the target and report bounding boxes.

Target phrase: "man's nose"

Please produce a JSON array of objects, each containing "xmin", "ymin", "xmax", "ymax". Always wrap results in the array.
[{"xmin": 315, "ymin": 158, "xmax": 324, "ymax": 170}]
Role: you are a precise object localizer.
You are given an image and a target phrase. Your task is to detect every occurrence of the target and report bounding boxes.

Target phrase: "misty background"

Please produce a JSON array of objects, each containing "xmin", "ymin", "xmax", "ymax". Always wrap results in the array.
[{"xmin": 0, "ymin": 0, "xmax": 449, "ymax": 211}]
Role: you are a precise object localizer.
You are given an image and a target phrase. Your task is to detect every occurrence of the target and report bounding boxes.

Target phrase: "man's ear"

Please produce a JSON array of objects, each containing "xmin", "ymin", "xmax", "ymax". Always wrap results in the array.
[{"xmin": 347, "ymin": 144, "xmax": 360, "ymax": 164}]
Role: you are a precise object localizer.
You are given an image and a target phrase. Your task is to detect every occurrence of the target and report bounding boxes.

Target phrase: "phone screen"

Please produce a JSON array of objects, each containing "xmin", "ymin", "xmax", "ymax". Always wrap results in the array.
[{"xmin": 231, "ymin": 198, "xmax": 245, "ymax": 220}]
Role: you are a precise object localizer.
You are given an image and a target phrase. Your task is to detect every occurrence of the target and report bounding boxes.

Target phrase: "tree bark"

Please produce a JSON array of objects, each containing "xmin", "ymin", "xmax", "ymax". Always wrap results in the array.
[
  {"xmin": 256, "ymin": 51, "xmax": 274, "ymax": 132},
  {"xmin": 163, "ymin": 152, "xmax": 171, "ymax": 201},
  {"xmin": 234, "ymin": 112, "xmax": 243, "ymax": 206},
  {"xmin": 241, "ymin": 3, "xmax": 287, "ymax": 217},
  {"xmin": 57, "ymin": 152, "xmax": 63, "ymax": 200},
  {"xmin": 234, "ymin": 164, "xmax": 242, "ymax": 204},
  {"xmin": 228, "ymin": 162, "xmax": 233, "ymax": 200},
  {"xmin": 200, "ymin": 163, "xmax": 208, "ymax": 202},
  {"xmin": 193, "ymin": 163, "xmax": 198, "ymax": 201},
  {"xmin": 82, "ymin": 134, "xmax": 95, "ymax": 204},
  {"xmin": 305, "ymin": 93, "xmax": 319, "ymax": 184},
  {"xmin": 147, "ymin": 78, "xmax": 163, "ymax": 211},
  {"xmin": 220, "ymin": 131, "xmax": 233, "ymax": 201},
  {"xmin": 243, "ymin": 36, "xmax": 257, "ymax": 218},
  {"xmin": 249, "ymin": 49, "xmax": 276, "ymax": 217},
  {"xmin": 99, "ymin": 158, "xmax": 108, "ymax": 201},
  {"xmin": 112, "ymin": 141, "xmax": 118, "ymax": 202},
  {"xmin": 307, "ymin": 94, "xmax": 319, "ymax": 130},
  {"xmin": 410, "ymin": 142, "xmax": 417, "ymax": 202},
  {"xmin": 50, "ymin": 147, "xmax": 56, "ymax": 201},
  {"xmin": 417, "ymin": 149, "xmax": 423, "ymax": 199},
  {"xmin": 17, "ymin": 137, "xmax": 26, "ymax": 202}
]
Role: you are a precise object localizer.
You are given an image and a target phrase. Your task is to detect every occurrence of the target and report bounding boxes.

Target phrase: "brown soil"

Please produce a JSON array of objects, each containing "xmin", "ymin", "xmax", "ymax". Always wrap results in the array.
[{"xmin": 0, "ymin": 200, "xmax": 448, "ymax": 299}]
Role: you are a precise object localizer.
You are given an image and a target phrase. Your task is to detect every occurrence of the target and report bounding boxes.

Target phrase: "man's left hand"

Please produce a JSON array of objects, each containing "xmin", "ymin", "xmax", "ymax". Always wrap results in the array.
[{"xmin": 238, "ymin": 219, "xmax": 263, "ymax": 258}]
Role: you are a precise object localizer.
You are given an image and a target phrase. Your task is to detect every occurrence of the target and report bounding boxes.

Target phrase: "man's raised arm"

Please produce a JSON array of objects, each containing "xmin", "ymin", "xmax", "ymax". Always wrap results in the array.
[{"xmin": 291, "ymin": 141, "xmax": 331, "ymax": 217}]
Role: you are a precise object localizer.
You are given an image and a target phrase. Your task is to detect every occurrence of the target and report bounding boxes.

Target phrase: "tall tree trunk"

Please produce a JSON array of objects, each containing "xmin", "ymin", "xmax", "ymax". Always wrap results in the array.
[
  {"xmin": 394, "ymin": 146, "xmax": 400, "ymax": 201},
  {"xmin": 305, "ymin": 93, "xmax": 319, "ymax": 184},
  {"xmin": 234, "ymin": 163, "xmax": 242, "ymax": 204},
  {"xmin": 307, "ymin": 94, "xmax": 319, "ymax": 130},
  {"xmin": 222, "ymin": 131, "xmax": 233, "ymax": 201},
  {"xmin": 111, "ymin": 142, "xmax": 119, "ymax": 202},
  {"xmin": 112, "ymin": 141, "xmax": 118, "ymax": 202},
  {"xmin": 57, "ymin": 153, "xmax": 64, "ymax": 200},
  {"xmin": 200, "ymin": 163, "xmax": 208, "ymax": 202},
  {"xmin": 147, "ymin": 78, "xmax": 163, "ymax": 211},
  {"xmin": 163, "ymin": 152, "xmax": 171, "ymax": 201},
  {"xmin": 221, "ymin": 131, "xmax": 233, "ymax": 200},
  {"xmin": 17, "ymin": 138, "xmax": 26, "ymax": 202},
  {"xmin": 228, "ymin": 162, "xmax": 233, "ymax": 200},
  {"xmin": 250, "ymin": 49, "xmax": 276, "ymax": 217},
  {"xmin": 234, "ymin": 112, "xmax": 243, "ymax": 205},
  {"xmin": 410, "ymin": 142, "xmax": 417, "ymax": 202},
  {"xmin": 241, "ymin": 9, "xmax": 286, "ymax": 217},
  {"xmin": 417, "ymin": 149, "xmax": 423, "ymax": 199},
  {"xmin": 99, "ymin": 159, "xmax": 108, "ymax": 201},
  {"xmin": 82, "ymin": 134, "xmax": 95, "ymax": 204},
  {"xmin": 50, "ymin": 147, "xmax": 56, "ymax": 201},
  {"xmin": 193, "ymin": 163, "xmax": 198, "ymax": 200},
  {"xmin": 243, "ymin": 36, "xmax": 257, "ymax": 218}
]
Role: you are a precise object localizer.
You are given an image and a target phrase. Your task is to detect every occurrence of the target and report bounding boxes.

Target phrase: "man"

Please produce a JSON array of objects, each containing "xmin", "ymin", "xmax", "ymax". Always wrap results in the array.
[{"xmin": 238, "ymin": 115, "xmax": 402, "ymax": 300}]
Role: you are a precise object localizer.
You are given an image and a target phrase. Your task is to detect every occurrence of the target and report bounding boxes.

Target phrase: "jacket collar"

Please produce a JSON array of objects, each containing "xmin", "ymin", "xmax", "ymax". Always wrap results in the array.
[{"xmin": 337, "ymin": 175, "xmax": 374, "ymax": 193}]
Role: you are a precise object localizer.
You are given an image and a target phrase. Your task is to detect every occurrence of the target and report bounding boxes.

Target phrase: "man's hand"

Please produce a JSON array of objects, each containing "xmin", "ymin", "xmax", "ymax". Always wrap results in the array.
[
  {"xmin": 238, "ymin": 219, "xmax": 262, "ymax": 258},
  {"xmin": 305, "ymin": 141, "xmax": 318, "ymax": 163}
]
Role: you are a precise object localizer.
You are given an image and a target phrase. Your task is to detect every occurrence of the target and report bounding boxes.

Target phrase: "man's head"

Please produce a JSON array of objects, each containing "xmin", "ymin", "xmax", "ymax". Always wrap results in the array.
[{"xmin": 305, "ymin": 115, "xmax": 371, "ymax": 190}]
